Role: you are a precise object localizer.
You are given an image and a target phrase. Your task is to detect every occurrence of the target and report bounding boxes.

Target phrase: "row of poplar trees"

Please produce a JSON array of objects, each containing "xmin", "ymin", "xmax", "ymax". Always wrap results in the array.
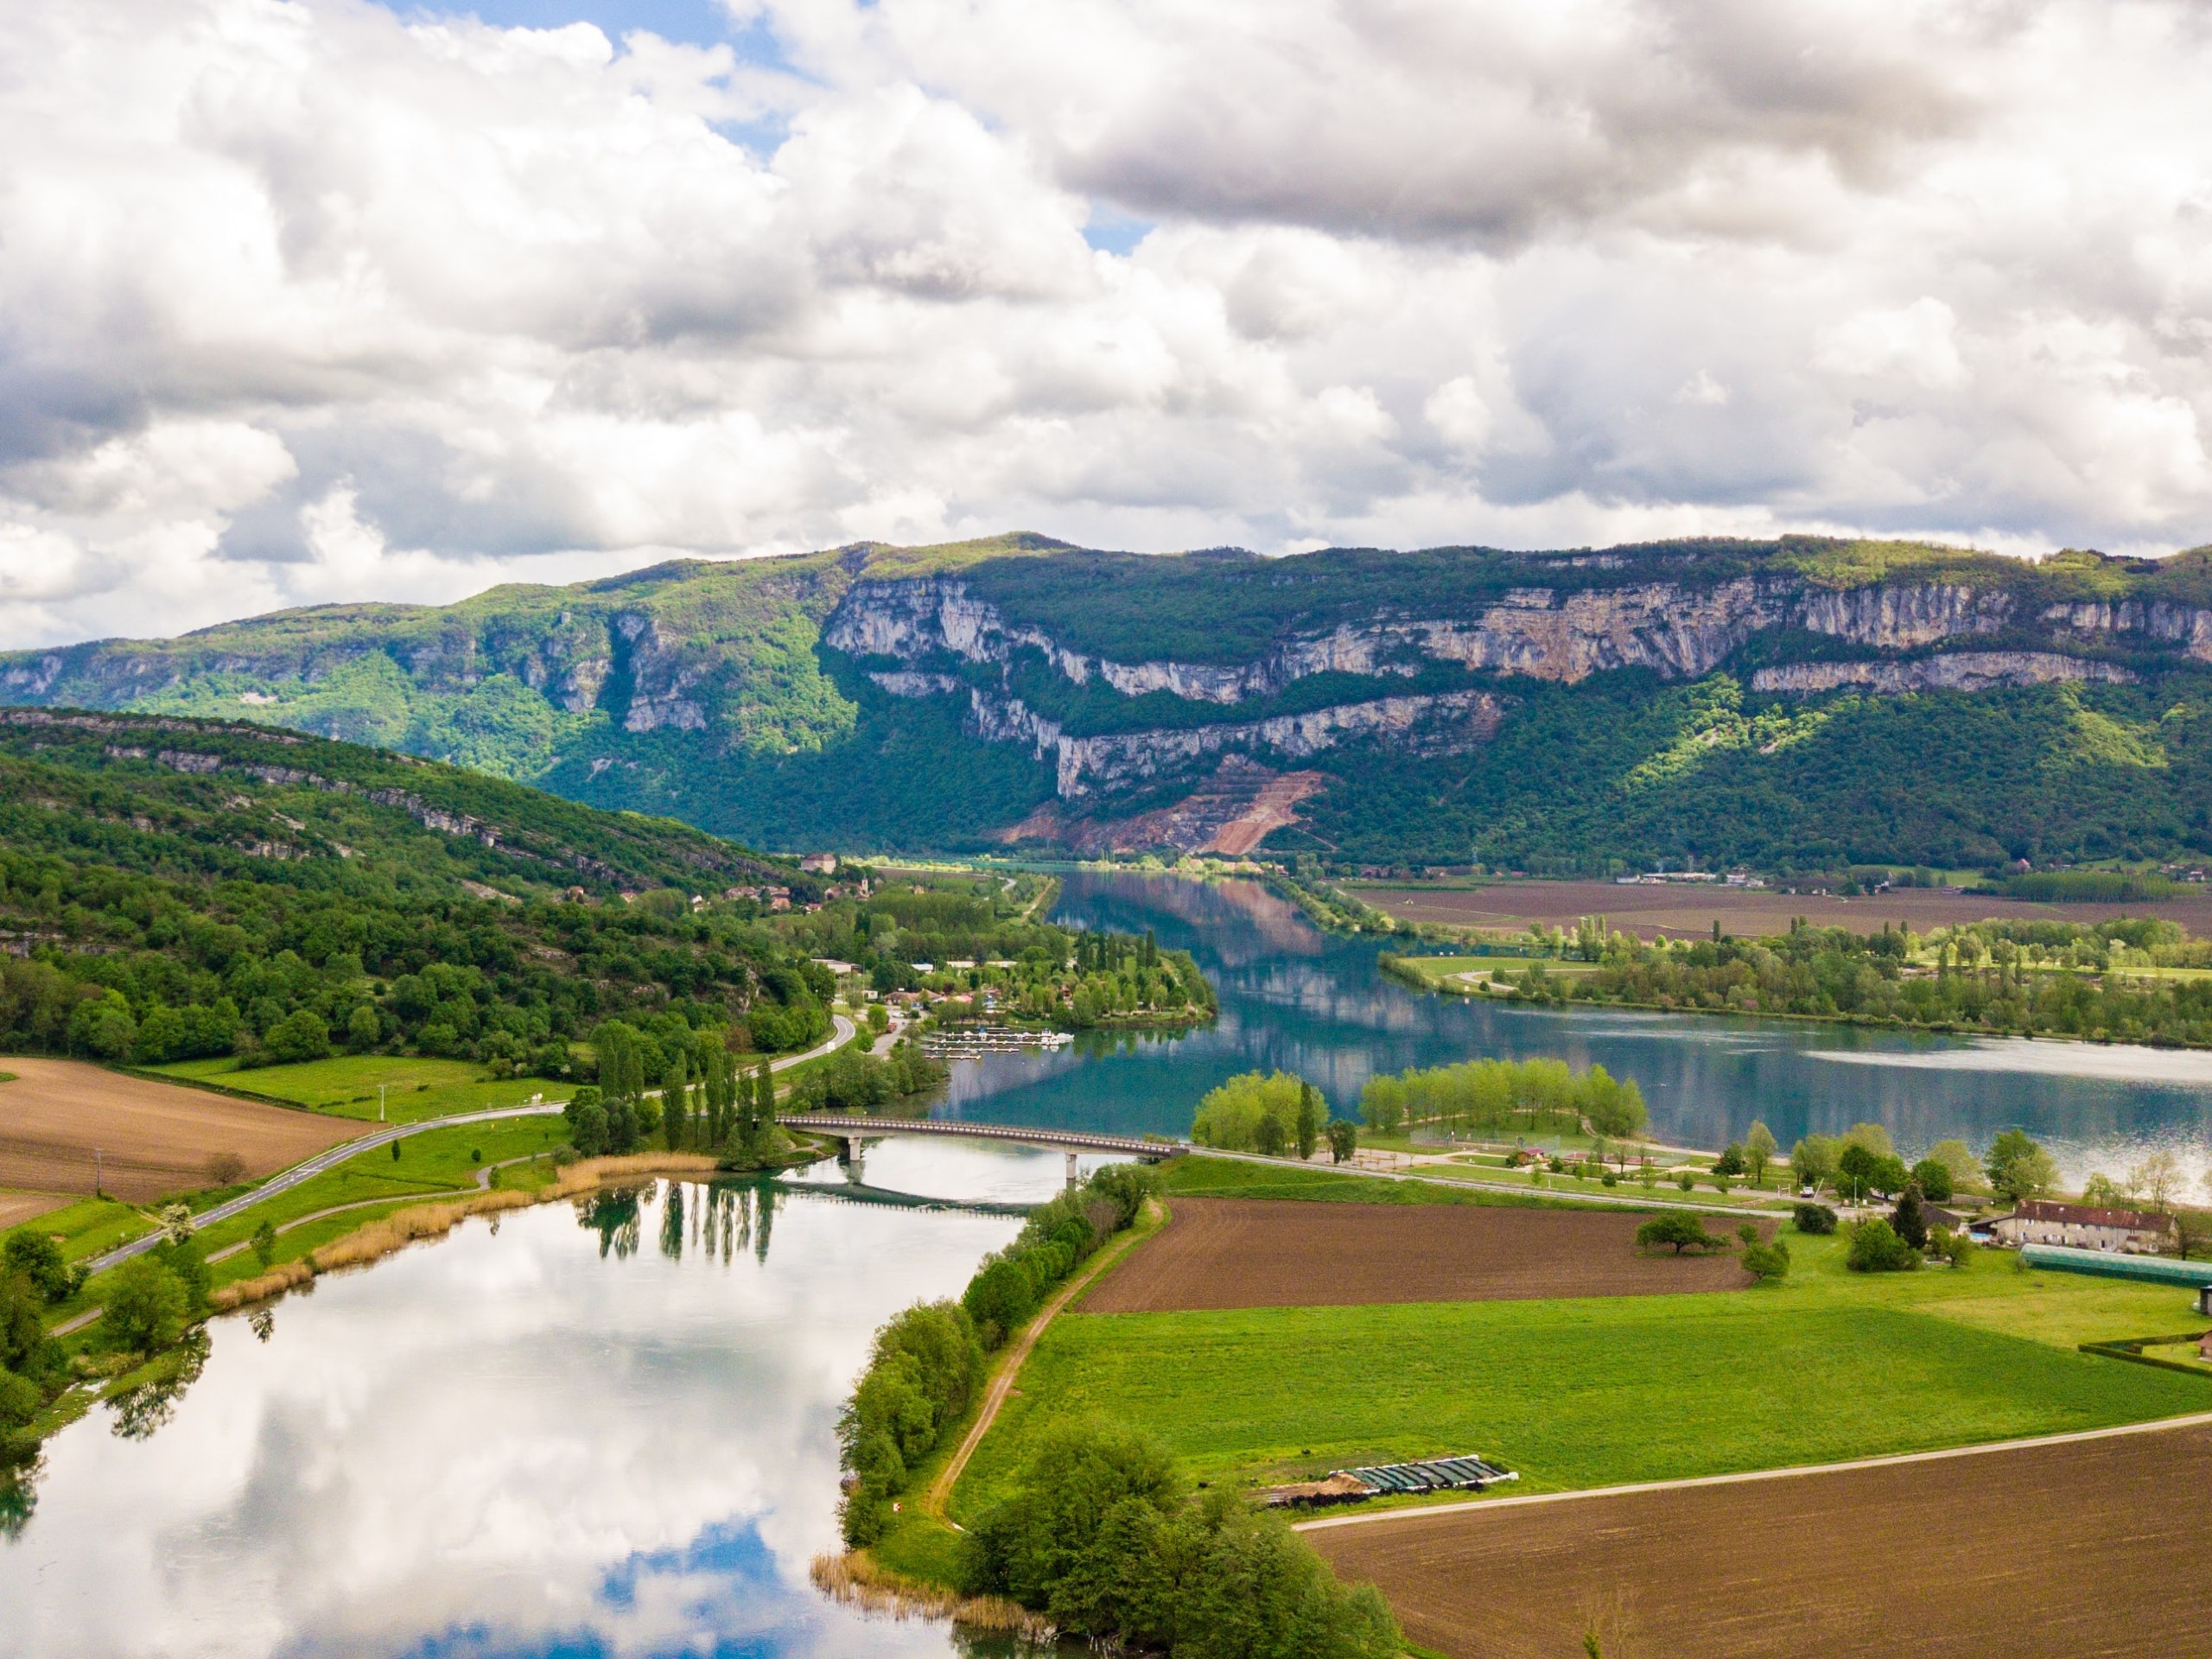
[{"xmin": 572, "ymin": 1022, "xmax": 781, "ymax": 1163}]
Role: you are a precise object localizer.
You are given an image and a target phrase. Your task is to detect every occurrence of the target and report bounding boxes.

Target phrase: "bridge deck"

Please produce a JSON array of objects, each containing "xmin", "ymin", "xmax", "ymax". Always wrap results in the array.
[{"xmin": 789, "ymin": 1115, "xmax": 1180, "ymax": 1156}]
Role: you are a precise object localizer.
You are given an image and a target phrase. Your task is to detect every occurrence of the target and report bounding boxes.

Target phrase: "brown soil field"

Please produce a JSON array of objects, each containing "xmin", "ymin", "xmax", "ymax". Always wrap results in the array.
[
  {"xmin": 0, "ymin": 1190, "xmax": 67, "ymax": 1230},
  {"xmin": 0, "ymin": 1057, "xmax": 365, "ymax": 1202},
  {"xmin": 1080, "ymin": 1197, "xmax": 1755, "ymax": 1313},
  {"xmin": 1310, "ymin": 1421, "xmax": 2212, "ymax": 1659},
  {"xmin": 1358, "ymin": 878, "xmax": 2212, "ymax": 940}
]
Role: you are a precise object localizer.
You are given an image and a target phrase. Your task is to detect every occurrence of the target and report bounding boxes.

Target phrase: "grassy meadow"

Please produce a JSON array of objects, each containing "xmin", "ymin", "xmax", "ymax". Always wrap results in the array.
[
  {"xmin": 153, "ymin": 1053, "xmax": 570, "ymax": 1123},
  {"xmin": 953, "ymin": 1224, "xmax": 2212, "ymax": 1522}
]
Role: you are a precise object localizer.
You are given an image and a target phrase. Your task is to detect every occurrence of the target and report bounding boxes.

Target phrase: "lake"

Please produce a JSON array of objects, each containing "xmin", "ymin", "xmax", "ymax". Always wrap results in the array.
[
  {"xmin": 934, "ymin": 871, "xmax": 2212, "ymax": 1190},
  {"xmin": 0, "ymin": 1147, "xmax": 1090, "ymax": 1659}
]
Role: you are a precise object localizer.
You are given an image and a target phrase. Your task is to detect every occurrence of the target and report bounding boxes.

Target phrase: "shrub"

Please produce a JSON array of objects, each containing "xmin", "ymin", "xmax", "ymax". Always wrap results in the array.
[
  {"xmin": 1847, "ymin": 1217, "xmax": 1920, "ymax": 1273},
  {"xmin": 1675, "ymin": 1170, "xmax": 1696, "ymax": 1192},
  {"xmin": 1793, "ymin": 1202, "xmax": 1838, "ymax": 1235},
  {"xmin": 1744, "ymin": 1238, "xmax": 1791, "ymax": 1281},
  {"xmin": 1635, "ymin": 1213, "xmax": 1722, "ymax": 1255}
]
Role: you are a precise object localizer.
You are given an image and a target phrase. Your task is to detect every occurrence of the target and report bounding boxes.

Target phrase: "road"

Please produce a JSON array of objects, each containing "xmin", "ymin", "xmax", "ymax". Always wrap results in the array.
[{"xmin": 82, "ymin": 1014, "xmax": 858, "ymax": 1275}]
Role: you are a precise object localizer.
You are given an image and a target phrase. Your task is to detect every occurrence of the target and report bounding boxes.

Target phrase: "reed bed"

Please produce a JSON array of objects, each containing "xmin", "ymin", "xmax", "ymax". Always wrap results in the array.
[
  {"xmin": 207, "ymin": 1154, "xmax": 723, "ymax": 1311},
  {"xmin": 808, "ymin": 1551, "xmax": 1052, "ymax": 1640}
]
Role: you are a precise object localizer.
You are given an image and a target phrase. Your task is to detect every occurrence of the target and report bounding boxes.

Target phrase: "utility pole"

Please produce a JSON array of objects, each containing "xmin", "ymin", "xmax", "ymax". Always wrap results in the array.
[
  {"xmin": 94, "ymin": 1147, "xmax": 102, "ymax": 1198},
  {"xmin": 379, "ymin": 1084, "xmax": 387, "ymax": 1122}
]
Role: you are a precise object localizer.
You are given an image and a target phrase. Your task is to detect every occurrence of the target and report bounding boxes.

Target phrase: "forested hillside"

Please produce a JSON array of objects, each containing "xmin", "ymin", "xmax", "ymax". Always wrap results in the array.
[
  {"xmin": 7, "ymin": 535, "xmax": 2212, "ymax": 872},
  {"xmin": 0, "ymin": 711, "xmax": 838, "ymax": 1068}
]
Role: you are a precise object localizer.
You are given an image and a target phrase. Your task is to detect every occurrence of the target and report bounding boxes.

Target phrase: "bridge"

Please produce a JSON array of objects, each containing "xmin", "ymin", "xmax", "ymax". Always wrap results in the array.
[{"xmin": 788, "ymin": 1115, "xmax": 1185, "ymax": 1185}]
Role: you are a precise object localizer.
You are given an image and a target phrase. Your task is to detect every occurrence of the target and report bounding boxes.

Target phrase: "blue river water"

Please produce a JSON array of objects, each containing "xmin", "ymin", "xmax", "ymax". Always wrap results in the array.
[{"xmin": 933, "ymin": 870, "xmax": 2212, "ymax": 1190}]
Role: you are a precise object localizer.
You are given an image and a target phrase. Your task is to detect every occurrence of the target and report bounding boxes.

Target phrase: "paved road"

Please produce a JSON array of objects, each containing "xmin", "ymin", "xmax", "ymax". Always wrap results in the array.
[
  {"xmin": 83, "ymin": 1103, "xmax": 565, "ymax": 1274},
  {"xmin": 82, "ymin": 1014, "xmax": 859, "ymax": 1276}
]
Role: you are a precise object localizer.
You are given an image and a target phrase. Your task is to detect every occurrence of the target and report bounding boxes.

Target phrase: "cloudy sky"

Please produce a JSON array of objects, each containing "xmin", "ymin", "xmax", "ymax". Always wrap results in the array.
[{"xmin": 4, "ymin": 0, "xmax": 2211, "ymax": 646}]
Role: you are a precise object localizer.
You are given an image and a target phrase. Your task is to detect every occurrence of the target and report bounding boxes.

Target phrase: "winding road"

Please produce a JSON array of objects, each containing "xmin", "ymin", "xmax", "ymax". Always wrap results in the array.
[{"xmin": 82, "ymin": 1014, "xmax": 858, "ymax": 1275}]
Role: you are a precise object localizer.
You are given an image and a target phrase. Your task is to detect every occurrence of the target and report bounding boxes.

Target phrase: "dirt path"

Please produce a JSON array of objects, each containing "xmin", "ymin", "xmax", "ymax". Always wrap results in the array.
[{"xmin": 922, "ymin": 1198, "xmax": 1162, "ymax": 1522}]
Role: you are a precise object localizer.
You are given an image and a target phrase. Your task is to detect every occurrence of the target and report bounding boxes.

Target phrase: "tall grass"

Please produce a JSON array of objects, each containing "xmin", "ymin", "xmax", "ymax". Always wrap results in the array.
[
  {"xmin": 808, "ymin": 1551, "xmax": 1049, "ymax": 1639},
  {"xmin": 207, "ymin": 1152, "xmax": 727, "ymax": 1310}
]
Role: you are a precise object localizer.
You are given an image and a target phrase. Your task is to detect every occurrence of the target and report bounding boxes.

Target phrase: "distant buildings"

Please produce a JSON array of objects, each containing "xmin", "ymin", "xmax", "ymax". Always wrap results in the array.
[
  {"xmin": 799, "ymin": 852, "xmax": 838, "ymax": 874},
  {"xmin": 1992, "ymin": 1199, "xmax": 2177, "ymax": 1254}
]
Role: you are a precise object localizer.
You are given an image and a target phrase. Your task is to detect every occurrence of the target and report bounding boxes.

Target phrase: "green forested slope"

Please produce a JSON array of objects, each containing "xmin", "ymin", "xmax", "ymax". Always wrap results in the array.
[
  {"xmin": 0, "ymin": 711, "xmax": 840, "ymax": 1067},
  {"xmin": 5, "ymin": 536, "xmax": 2212, "ymax": 869}
]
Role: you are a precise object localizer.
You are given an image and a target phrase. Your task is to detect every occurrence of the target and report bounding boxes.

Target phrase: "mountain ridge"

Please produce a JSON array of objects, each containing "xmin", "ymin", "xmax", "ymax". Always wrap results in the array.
[{"xmin": 7, "ymin": 534, "xmax": 2212, "ymax": 872}]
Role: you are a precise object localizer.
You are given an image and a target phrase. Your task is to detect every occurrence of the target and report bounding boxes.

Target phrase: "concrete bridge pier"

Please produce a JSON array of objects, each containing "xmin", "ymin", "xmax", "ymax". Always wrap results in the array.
[
  {"xmin": 837, "ymin": 1136, "xmax": 864, "ymax": 1182},
  {"xmin": 1065, "ymin": 1148, "xmax": 1078, "ymax": 1189}
]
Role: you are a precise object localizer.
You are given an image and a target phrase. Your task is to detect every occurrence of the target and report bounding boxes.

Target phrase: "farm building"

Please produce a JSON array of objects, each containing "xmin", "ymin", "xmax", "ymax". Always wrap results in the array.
[{"xmin": 1993, "ymin": 1200, "xmax": 2177, "ymax": 1254}]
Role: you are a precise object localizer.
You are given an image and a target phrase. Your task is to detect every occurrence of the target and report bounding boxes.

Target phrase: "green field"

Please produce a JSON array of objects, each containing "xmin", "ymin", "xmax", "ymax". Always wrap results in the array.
[
  {"xmin": 153, "ymin": 1054, "xmax": 571, "ymax": 1123},
  {"xmin": 188, "ymin": 1116, "xmax": 570, "ymax": 1285},
  {"xmin": 955, "ymin": 1227, "xmax": 2212, "ymax": 1521},
  {"xmin": 1158, "ymin": 1154, "xmax": 1577, "ymax": 1209},
  {"xmin": 1160, "ymin": 1152, "xmax": 1789, "ymax": 1213}
]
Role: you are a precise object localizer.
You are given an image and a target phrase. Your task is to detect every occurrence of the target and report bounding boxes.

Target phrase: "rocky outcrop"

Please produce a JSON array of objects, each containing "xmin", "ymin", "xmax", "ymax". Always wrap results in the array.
[
  {"xmin": 1797, "ymin": 582, "xmax": 2012, "ymax": 648},
  {"xmin": 952, "ymin": 686, "xmax": 1503, "ymax": 800},
  {"xmin": 615, "ymin": 615, "xmax": 708, "ymax": 734},
  {"xmin": 2043, "ymin": 599, "xmax": 2212, "ymax": 661},
  {"xmin": 1751, "ymin": 652, "xmax": 2138, "ymax": 696},
  {"xmin": 826, "ymin": 574, "xmax": 2043, "ymax": 710}
]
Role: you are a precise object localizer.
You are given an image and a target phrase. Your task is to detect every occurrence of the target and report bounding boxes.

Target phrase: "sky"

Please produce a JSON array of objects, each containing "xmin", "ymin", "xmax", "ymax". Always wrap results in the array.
[{"xmin": 3, "ymin": 0, "xmax": 2212, "ymax": 647}]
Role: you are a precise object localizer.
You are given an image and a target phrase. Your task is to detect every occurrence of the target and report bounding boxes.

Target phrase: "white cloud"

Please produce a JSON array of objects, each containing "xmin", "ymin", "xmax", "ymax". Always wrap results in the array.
[{"xmin": 3, "ymin": 0, "xmax": 2212, "ymax": 647}]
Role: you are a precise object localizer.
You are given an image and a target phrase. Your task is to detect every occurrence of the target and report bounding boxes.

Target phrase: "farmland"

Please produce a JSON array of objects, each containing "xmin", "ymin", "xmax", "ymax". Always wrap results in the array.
[
  {"xmin": 1308, "ymin": 1419, "xmax": 2212, "ymax": 1659},
  {"xmin": 152, "ymin": 1053, "xmax": 568, "ymax": 1123},
  {"xmin": 0, "ymin": 1057, "xmax": 365, "ymax": 1201},
  {"xmin": 1355, "ymin": 877, "xmax": 2212, "ymax": 939},
  {"xmin": 1080, "ymin": 1197, "xmax": 1759, "ymax": 1313},
  {"xmin": 955, "ymin": 1204, "xmax": 2211, "ymax": 1522}
]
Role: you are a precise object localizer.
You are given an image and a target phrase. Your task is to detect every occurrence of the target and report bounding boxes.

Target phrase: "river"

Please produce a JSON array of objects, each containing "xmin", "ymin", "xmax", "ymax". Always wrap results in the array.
[
  {"xmin": 935, "ymin": 870, "xmax": 2212, "ymax": 1191},
  {"xmin": 13, "ymin": 871, "xmax": 2212, "ymax": 1656},
  {"xmin": 0, "ymin": 1147, "xmax": 1090, "ymax": 1659}
]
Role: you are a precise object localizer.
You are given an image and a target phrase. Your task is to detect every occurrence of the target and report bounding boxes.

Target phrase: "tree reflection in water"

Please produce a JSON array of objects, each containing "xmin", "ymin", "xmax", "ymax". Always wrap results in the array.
[
  {"xmin": 106, "ymin": 1330, "xmax": 212, "ymax": 1442},
  {"xmin": 580, "ymin": 1179, "xmax": 783, "ymax": 1266}
]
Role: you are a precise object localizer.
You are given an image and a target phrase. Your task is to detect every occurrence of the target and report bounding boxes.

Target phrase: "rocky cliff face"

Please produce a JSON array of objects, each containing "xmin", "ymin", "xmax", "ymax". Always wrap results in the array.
[
  {"xmin": 820, "ymin": 569, "xmax": 2199, "ymax": 810},
  {"xmin": 1751, "ymin": 652, "xmax": 2138, "ymax": 696}
]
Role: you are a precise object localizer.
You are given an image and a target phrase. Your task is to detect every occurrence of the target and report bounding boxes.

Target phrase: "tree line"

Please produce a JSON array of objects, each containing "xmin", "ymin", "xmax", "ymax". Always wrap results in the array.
[
  {"xmin": 1358, "ymin": 1056, "xmax": 1647, "ymax": 1141},
  {"xmin": 1480, "ymin": 916, "xmax": 2212, "ymax": 1048},
  {"xmin": 836, "ymin": 1162, "xmax": 1155, "ymax": 1546}
]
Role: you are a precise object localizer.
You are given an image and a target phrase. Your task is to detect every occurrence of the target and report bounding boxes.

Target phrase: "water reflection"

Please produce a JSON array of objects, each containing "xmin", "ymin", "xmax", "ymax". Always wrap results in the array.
[
  {"xmin": 1, "ymin": 1167, "xmax": 1025, "ymax": 1659},
  {"xmin": 917, "ymin": 870, "xmax": 2212, "ymax": 1187}
]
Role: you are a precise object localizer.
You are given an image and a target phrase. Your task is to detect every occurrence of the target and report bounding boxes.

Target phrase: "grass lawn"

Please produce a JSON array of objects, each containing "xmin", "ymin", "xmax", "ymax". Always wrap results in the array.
[
  {"xmin": 1162, "ymin": 1154, "xmax": 1789, "ymax": 1214},
  {"xmin": 153, "ymin": 1054, "xmax": 571, "ymax": 1123},
  {"xmin": 189, "ymin": 1116, "xmax": 569, "ymax": 1270},
  {"xmin": 1160, "ymin": 1154, "xmax": 1590, "ymax": 1210},
  {"xmin": 10, "ymin": 1196, "xmax": 154, "ymax": 1262},
  {"xmin": 952, "ymin": 1226, "xmax": 2212, "ymax": 1522}
]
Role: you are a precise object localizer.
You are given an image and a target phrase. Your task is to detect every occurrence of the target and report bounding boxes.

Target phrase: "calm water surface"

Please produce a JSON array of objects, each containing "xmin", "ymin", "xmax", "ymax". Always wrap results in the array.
[
  {"xmin": 933, "ymin": 871, "xmax": 2212, "ymax": 1188},
  {"xmin": 0, "ymin": 1143, "xmax": 1095, "ymax": 1659}
]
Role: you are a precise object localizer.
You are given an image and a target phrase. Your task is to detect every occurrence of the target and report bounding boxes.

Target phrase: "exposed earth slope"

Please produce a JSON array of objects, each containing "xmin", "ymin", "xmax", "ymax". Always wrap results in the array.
[{"xmin": 8, "ymin": 534, "xmax": 2212, "ymax": 869}]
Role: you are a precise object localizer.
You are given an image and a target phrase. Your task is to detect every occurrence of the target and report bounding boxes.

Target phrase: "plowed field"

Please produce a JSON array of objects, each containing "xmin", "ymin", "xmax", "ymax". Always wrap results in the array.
[
  {"xmin": 1081, "ymin": 1197, "xmax": 1755, "ymax": 1312},
  {"xmin": 1309, "ymin": 1420, "xmax": 2212, "ymax": 1659},
  {"xmin": 0, "ymin": 1058, "xmax": 365, "ymax": 1201},
  {"xmin": 0, "ymin": 1191, "xmax": 66, "ymax": 1230},
  {"xmin": 1357, "ymin": 878, "xmax": 2212, "ymax": 940}
]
